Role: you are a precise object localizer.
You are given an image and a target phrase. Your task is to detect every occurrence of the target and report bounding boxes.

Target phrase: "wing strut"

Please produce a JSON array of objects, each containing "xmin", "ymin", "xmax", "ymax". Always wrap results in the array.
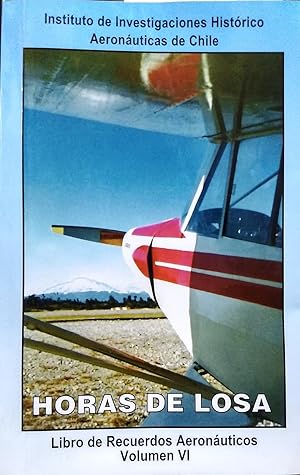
[{"xmin": 24, "ymin": 314, "xmax": 229, "ymax": 401}]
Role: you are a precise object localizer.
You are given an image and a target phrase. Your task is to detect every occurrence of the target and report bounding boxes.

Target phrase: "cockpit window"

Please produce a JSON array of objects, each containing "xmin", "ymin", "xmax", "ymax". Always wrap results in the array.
[
  {"xmin": 186, "ymin": 144, "xmax": 231, "ymax": 237},
  {"xmin": 186, "ymin": 134, "xmax": 283, "ymax": 246},
  {"xmin": 224, "ymin": 135, "xmax": 282, "ymax": 245},
  {"xmin": 181, "ymin": 141, "xmax": 217, "ymax": 224}
]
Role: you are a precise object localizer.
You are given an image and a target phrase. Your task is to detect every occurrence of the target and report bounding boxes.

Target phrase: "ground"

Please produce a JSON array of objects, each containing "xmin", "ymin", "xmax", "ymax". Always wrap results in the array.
[{"xmin": 23, "ymin": 313, "xmax": 192, "ymax": 430}]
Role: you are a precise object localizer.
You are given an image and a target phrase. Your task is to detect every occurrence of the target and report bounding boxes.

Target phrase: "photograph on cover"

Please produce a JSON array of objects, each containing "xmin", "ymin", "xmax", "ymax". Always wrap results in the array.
[{"xmin": 23, "ymin": 50, "xmax": 284, "ymax": 430}]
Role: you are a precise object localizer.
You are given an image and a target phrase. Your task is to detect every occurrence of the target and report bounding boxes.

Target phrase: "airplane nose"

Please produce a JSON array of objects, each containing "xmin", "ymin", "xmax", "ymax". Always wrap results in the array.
[
  {"xmin": 122, "ymin": 228, "xmax": 135, "ymax": 270},
  {"xmin": 122, "ymin": 218, "xmax": 184, "ymax": 300},
  {"xmin": 122, "ymin": 228, "xmax": 154, "ymax": 298}
]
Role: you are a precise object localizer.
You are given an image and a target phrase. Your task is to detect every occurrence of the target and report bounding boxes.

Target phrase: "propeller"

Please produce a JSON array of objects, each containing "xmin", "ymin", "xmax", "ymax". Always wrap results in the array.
[{"xmin": 52, "ymin": 225, "xmax": 125, "ymax": 246}]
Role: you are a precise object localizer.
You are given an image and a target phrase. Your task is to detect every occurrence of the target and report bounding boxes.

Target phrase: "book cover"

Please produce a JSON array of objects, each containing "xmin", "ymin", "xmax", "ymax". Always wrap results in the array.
[{"xmin": 1, "ymin": 0, "xmax": 299, "ymax": 473}]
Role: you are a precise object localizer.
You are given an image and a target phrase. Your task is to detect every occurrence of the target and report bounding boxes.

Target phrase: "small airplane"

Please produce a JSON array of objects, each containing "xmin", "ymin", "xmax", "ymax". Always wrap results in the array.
[{"xmin": 25, "ymin": 51, "xmax": 284, "ymax": 425}]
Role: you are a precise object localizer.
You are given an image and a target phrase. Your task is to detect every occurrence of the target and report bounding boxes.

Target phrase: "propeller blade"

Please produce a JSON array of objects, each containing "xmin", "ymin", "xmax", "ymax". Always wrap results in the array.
[{"xmin": 52, "ymin": 225, "xmax": 125, "ymax": 246}]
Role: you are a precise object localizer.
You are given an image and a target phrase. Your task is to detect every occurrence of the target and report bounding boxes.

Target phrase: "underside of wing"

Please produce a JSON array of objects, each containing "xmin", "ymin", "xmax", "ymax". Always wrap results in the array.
[
  {"xmin": 24, "ymin": 50, "xmax": 283, "ymax": 140},
  {"xmin": 24, "ymin": 50, "xmax": 206, "ymax": 138}
]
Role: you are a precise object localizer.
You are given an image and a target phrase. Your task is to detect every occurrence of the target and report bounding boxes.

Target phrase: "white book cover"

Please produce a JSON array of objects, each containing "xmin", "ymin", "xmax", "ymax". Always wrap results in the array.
[{"xmin": 1, "ymin": 0, "xmax": 300, "ymax": 473}]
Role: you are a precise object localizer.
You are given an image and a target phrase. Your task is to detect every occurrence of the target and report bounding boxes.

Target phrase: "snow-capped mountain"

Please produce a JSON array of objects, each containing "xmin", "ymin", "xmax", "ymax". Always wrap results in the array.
[
  {"xmin": 37, "ymin": 277, "xmax": 149, "ymax": 303},
  {"xmin": 43, "ymin": 277, "xmax": 119, "ymax": 295}
]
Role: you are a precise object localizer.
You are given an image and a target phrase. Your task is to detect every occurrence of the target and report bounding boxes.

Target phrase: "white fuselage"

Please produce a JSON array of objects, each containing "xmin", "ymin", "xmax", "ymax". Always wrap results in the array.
[{"xmin": 123, "ymin": 217, "xmax": 283, "ymax": 424}]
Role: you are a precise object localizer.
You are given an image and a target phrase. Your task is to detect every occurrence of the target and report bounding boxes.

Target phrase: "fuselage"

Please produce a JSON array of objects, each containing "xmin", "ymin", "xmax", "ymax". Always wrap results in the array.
[{"xmin": 123, "ymin": 130, "xmax": 284, "ymax": 425}]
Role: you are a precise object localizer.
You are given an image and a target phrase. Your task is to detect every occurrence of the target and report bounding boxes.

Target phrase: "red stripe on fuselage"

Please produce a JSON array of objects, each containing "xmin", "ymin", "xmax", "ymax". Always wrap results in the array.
[
  {"xmin": 152, "ymin": 248, "xmax": 282, "ymax": 283},
  {"xmin": 132, "ymin": 246, "xmax": 282, "ymax": 310},
  {"xmin": 153, "ymin": 264, "xmax": 282, "ymax": 310}
]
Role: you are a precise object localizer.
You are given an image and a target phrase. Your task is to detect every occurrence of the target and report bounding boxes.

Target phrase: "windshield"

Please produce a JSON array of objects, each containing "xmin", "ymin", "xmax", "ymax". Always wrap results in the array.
[{"xmin": 181, "ymin": 140, "xmax": 217, "ymax": 225}]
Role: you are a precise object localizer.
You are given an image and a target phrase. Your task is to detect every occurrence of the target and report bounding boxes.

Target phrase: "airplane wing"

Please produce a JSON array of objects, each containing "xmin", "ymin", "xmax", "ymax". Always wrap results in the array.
[
  {"xmin": 24, "ymin": 51, "xmax": 283, "ymax": 140},
  {"xmin": 24, "ymin": 50, "xmax": 206, "ymax": 138}
]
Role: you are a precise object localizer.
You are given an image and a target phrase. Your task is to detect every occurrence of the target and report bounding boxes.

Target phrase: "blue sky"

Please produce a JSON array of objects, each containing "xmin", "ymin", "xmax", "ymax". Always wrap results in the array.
[{"xmin": 24, "ymin": 109, "xmax": 213, "ymax": 294}]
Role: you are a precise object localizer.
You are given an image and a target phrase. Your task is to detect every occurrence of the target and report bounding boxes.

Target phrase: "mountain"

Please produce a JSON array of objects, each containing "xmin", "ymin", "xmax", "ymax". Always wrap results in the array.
[
  {"xmin": 37, "ymin": 277, "xmax": 149, "ymax": 303},
  {"xmin": 43, "ymin": 277, "xmax": 118, "ymax": 295}
]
